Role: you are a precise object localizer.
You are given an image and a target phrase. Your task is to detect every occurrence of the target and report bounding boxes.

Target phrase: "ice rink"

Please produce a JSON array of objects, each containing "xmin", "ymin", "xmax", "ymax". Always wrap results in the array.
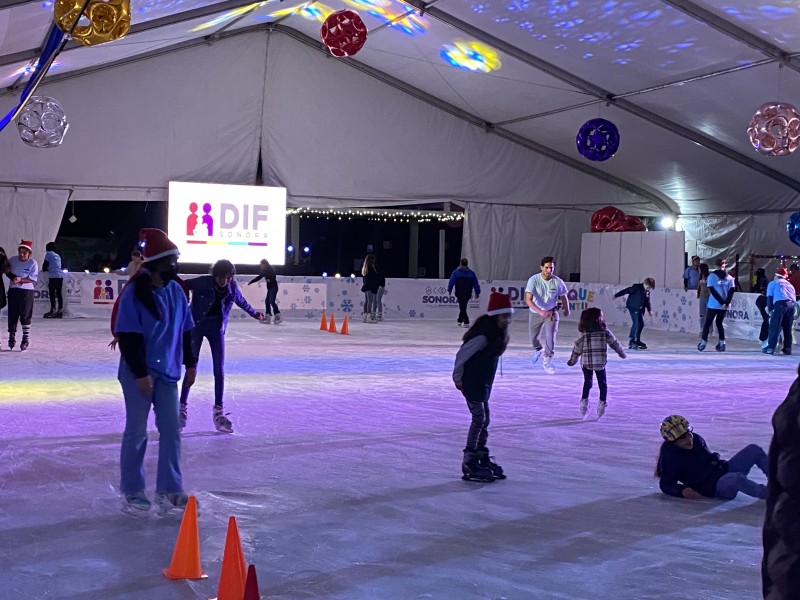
[{"xmin": 0, "ymin": 315, "xmax": 788, "ymax": 599}]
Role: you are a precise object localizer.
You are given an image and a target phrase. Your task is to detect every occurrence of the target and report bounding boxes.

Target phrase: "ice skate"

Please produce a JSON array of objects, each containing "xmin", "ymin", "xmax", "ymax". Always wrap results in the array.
[
  {"xmin": 782, "ymin": 348, "xmax": 792, "ymax": 355},
  {"xmin": 597, "ymin": 400, "xmax": 607, "ymax": 419},
  {"xmin": 55, "ymin": 309, "xmax": 63, "ymax": 318},
  {"xmin": 542, "ymin": 356, "xmax": 555, "ymax": 374},
  {"xmin": 7, "ymin": 334, "xmax": 15, "ymax": 350},
  {"xmin": 715, "ymin": 340, "xmax": 725, "ymax": 352},
  {"xmin": 43, "ymin": 310, "xmax": 55, "ymax": 318},
  {"xmin": 461, "ymin": 449, "xmax": 495, "ymax": 482},
  {"xmin": 155, "ymin": 491, "xmax": 189, "ymax": 516},
  {"xmin": 628, "ymin": 342, "xmax": 637, "ymax": 350},
  {"xmin": 530, "ymin": 348, "xmax": 542, "ymax": 365},
  {"xmin": 179, "ymin": 404, "xmax": 188, "ymax": 431},
  {"xmin": 478, "ymin": 448, "xmax": 506, "ymax": 480},
  {"xmin": 580, "ymin": 398, "xmax": 588, "ymax": 418},
  {"xmin": 213, "ymin": 405, "xmax": 233, "ymax": 433},
  {"xmin": 377, "ymin": 313, "xmax": 383, "ymax": 322},
  {"xmin": 697, "ymin": 339, "xmax": 706, "ymax": 351},
  {"xmin": 273, "ymin": 313, "xmax": 283, "ymax": 324},
  {"xmin": 635, "ymin": 341, "xmax": 647, "ymax": 349},
  {"xmin": 20, "ymin": 336, "xmax": 29, "ymax": 351},
  {"xmin": 368, "ymin": 314, "xmax": 377, "ymax": 323},
  {"xmin": 262, "ymin": 314, "xmax": 271, "ymax": 325},
  {"xmin": 122, "ymin": 490, "xmax": 151, "ymax": 515}
]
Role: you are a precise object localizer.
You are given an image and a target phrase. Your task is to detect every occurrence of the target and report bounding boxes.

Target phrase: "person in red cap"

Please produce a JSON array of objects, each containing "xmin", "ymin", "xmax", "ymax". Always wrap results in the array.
[
  {"xmin": 452, "ymin": 291, "xmax": 513, "ymax": 482},
  {"xmin": 113, "ymin": 228, "xmax": 198, "ymax": 514},
  {"xmin": 763, "ymin": 266, "xmax": 796, "ymax": 355},
  {"xmin": 6, "ymin": 240, "xmax": 38, "ymax": 351}
]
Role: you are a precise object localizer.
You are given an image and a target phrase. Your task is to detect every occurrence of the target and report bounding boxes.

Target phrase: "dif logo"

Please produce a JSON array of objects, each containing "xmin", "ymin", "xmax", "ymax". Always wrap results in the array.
[
  {"xmin": 489, "ymin": 286, "xmax": 527, "ymax": 306},
  {"xmin": 187, "ymin": 201, "xmax": 269, "ymax": 239}
]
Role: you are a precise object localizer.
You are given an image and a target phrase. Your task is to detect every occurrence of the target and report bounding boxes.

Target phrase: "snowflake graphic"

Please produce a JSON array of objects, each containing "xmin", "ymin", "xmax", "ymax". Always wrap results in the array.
[
  {"xmin": 419, "ymin": 313, "xmax": 424, "ymax": 318},
  {"xmin": 303, "ymin": 285, "xmax": 310, "ymax": 292},
  {"xmin": 305, "ymin": 278, "xmax": 313, "ymax": 284},
  {"xmin": 282, "ymin": 289, "xmax": 289, "ymax": 295},
  {"xmin": 305, "ymin": 311, "xmax": 315, "ymax": 319},
  {"xmin": 680, "ymin": 297, "xmax": 687, "ymax": 305},
  {"xmin": 290, "ymin": 303, "xmax": 297, "ymax": 310},
  {"xmin": 304, "ymin": 296, "xmax": 312, "ymax": 304},
  {"xmin": 314, "ymin": 288, "xmax": 320, "ymax": 293},
  {"xmin": 329, "ymin": 301, "xmax": 335, "ymax": 308},
  {"xmin": 342, "ymin": 290, "xmax": 348, "ymax": 296},
  {"xmin": 661, "ymin": 309, "xmax": 669, "ymax": 324},
  {"xmin": 409, "ymin": 309, "xmax": 416, "ymax": 318},
  {"xmin": 341, "ymin": 299, "xmax": 353, "ymax": 312}
]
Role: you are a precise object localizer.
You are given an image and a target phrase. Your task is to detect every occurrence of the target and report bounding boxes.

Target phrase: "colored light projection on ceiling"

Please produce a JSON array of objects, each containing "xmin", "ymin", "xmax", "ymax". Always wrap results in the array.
[
  {"xmin": 268, "ymin": 1, "xmax": 334, "ymax": 22},
  {"xmin": 460, "ymin": 0, "xmax": 769, "ymax": 69},
  {"xmin": 191, "ymin": 2, "xmax": 263, "ymax": 31},
  {"xmin": 14, "ymin": 59, "xmax": 60, "ymax": 78},
  {"xmin": 718, "ymin": 3, "xmax": 799, "ymax": 44},
  {"xmin": 440, "ymin": 40, "xmax": 501, "ymax": 73},
  {"xmin": 341, "ymin": 0, "xmax": 428, "ymax": 36}
]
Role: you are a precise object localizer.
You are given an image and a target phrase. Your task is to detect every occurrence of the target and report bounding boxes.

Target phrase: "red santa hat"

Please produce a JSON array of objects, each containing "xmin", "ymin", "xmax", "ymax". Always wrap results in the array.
[
  {"xmin": 776, "ymin": 267, "xmax": 788, "ymax": 278},
  {"xmin": 138, "ymin": 228, "xmax": 179, "ymax": 263},
  {"xmin": 486, "ymin": 291, "xmax": 514, "ymax": 316},
  {"xmin": 18, "ymin": 239, "xmax": 32, "ymax": 252}
]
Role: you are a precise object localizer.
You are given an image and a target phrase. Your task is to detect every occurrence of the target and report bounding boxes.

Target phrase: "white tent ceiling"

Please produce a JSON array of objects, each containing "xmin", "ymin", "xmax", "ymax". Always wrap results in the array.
[{"xmin": 2, "ymin": 0, "xmax": 800, "ymax": 219}]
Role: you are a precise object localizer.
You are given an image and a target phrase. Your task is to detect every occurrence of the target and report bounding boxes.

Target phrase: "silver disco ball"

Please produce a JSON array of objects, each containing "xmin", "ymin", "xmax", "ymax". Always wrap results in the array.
[{"xmin": 16, "ymin": 96, "xmax": 69, "ymax": 148}]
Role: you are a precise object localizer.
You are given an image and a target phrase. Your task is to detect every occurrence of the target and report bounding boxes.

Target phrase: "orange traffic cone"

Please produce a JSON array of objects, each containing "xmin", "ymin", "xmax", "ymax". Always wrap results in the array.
[
  {"xmin": 163, "ymin": 496, "xmax": 206, "ymax": 580},
  {"xmin": 340, "ymin": 315, "xmax": 349, "ymax": 335},
  {"xmin": 214, "ymin": 516, "xmax": 247, "ymax": 600},
  {"xmin": 319, "ymin": 311, "xmax": 327, "ymax": 331},
  {"xmin": 243, "ymin": 564, "xmax": 261, "ymax": 600},
  {"xmin": 328, "ymin": 313, "xmax": 337, "ymax": 333}
]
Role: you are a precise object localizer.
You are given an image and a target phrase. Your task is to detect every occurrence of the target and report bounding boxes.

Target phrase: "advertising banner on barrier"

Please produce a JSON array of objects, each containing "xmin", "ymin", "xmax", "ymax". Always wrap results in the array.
[{"xmin": 0, "ymin": 273, "xmax": 775, "ymax": 342}]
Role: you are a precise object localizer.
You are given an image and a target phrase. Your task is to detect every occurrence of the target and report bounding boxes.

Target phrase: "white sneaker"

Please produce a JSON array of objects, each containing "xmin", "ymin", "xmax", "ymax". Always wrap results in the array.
[
  {"xmin": 542, "ymin": 356, "xmax": 555, "ymax": 374},
  {"xmin": 530, "ymin": 349, "xmax": 542, "ymax": 365},
  {"xmin": 262, "ymin": 314, "xmax": 271, "ymax": 325},
  {"xmin": 760, "ymin": 339, "xmax": 768, "ymax": 350},
  {"xmin": 579, "ymin": 398, "xmax": 588, "ymax": 417},
  {"xmin": 597, "ymin": 401, "xmax": 607, "ymax": 419}
]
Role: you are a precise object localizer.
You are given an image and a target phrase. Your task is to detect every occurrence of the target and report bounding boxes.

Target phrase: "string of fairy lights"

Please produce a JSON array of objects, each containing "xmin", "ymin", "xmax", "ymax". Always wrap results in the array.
[{"xmin": 287, "ymin": 207, "xmax": 464, "ymax": 224}]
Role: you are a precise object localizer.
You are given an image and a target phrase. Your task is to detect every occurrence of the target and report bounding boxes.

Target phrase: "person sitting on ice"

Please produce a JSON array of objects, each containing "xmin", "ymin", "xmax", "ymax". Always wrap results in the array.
[{"xmin": 655, "ymin": 415, "xmax": 768, "ymax": 500}]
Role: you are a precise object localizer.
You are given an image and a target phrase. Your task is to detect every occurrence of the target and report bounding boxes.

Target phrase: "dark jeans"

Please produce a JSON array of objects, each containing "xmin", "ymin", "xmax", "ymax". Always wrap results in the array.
[
  {"xmin": 582, "ymin": 367, "xmax": 607, "ymax": 402},
  {"xmin": 7, "ymin": 288, "xmax": 33, "ymax": 332},
  {"xmin": 48, "ymin": 277, "xmax": 63, "ymax": 311},
  {"xmin": 767, "ymin": 300, "xmax": 795, "ymax": 352},
  {"xmin": 456, "ymin": 295, "xmax": 470, "ymax": 324},
  {"xmin": 701, "ymin": 308, "xmax": 727, "ymax": 341},
  {"xmin": 180, "ymin": 316, "xmax": 225, "ymax": 407},
  {"xmin": 463, "ymin": 386, "xmax": 490, "ymax": 451},
  {"xmin": 628, "ymin": 308, "xmax": 644, "ymax": 343},
  {"xmin": 265, "ymin": 286, "xmax": 280, "ymax": 316},
  {"xmin": 715, "ymin": 444, "xmax": 768, "ymax": 500},
  {"xmin": 758, "ymin": 306, "xmax": 769, "ymax": 342}
]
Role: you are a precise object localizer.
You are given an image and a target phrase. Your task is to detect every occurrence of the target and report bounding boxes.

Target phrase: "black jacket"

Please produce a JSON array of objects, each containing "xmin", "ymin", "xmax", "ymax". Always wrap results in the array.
[
  {"xmin": 658, "ymin": 433, "xmax": 728, "ymax": 498},
  {"xmin": 615, "ymin": 283, "xmax": 651, "ymax": 313},
  {"xmin": 762, "ymin": 375, "xmax": 800, "ymax": 599}
]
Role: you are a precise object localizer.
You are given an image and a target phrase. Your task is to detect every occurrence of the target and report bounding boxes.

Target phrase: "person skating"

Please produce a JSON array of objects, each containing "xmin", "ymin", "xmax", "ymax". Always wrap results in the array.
[
  {"xmin": 113, "ymin": 229, "xmax": 198, "ymax": 514},
  {"xmin": 656, "ymin": 415, "xmax": 767, "ymax": 500},
  {"xmin": 525, "ymin": 256, "xmax": 569, "ymax": 374},
  {"xmin": 248, "ymin": 258, "xmax": 281, "ymax": 324},
  {"xmin": 7, "ymin": 240, "xmax": 38, "ymax": 351},
  {"xmin": 698, "ymin": 258, "xmax": 735, "ymax": 352},
  {"xmin": 42, "ymin": 242, "xmax": 64, "ymax": 318},
  {"xmin": 452, "ymin": 292, "xmax": 513, "ymax": 482},
  {"xmin": 448, "ymin": 258, "xmax": 480, "ymax": 327},
  {"xmin": 183, "ymin": 260, "xmax": 265, "ymax": 432},
  {"xmin": 566, "ymin": 307, "xmax": 626, "ymax": 419},
  {"xmin": 614, "ymin": 277, "xmax": 654, "ymax": 350},
  {"xmin": 763, "ymin": 267, "xmax": 795, "ymax": 356}
]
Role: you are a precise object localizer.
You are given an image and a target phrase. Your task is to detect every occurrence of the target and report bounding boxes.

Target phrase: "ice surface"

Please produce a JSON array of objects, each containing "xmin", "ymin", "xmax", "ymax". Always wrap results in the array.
[{"xmin": 0, "ymin": 316, "xmax": 785, "ymax": 599}]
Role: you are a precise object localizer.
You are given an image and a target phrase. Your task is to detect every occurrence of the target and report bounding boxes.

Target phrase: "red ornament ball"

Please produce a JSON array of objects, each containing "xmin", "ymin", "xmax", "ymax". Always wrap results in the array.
[
  {"xmin": 590, "ymin": 206, "xmax": 626, "ymax": 232},
  {"xmin": 320, "ymin": 10, "xmax": 368, "ymax": 58}
]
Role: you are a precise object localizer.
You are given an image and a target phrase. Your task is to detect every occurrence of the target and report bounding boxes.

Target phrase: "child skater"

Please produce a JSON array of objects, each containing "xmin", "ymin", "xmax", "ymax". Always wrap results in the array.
[
  {"xmin": 452, "ymin": 291, "xmax": 513, "ymax": 482},
  {"xmin": 614, "ymin": 277, "xmax": 654, "ymax": 350},
  {"xmin": 113, "ymin": 229, "xmax": 198, "ymax": 514},
  {"xmin": 566, "ymin": 307, "xmax": 626, "ymax": 419},
  {"xmin": 656, "ymin": 415, "xmax": 768, "ymax": 500},
  {"xmin": 248, "ymin": 258, "xmax": 281, "ymax": 324}
]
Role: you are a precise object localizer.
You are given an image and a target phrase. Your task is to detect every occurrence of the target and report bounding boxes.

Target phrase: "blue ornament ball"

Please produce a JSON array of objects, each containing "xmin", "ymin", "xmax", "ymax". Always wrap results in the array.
[
  {"xmin": 787, "ymin": 211, "xmax": 800, "ymax": 247},
  {"xmin": 576, "ymin": 118, "xmax": 620, "ymax": 161}
]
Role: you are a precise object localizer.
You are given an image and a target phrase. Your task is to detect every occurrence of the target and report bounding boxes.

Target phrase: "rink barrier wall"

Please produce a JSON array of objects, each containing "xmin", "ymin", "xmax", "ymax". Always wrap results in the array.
[{"xmin": 0, "ymin": 274, "xmax": 774, "ymax": 341}]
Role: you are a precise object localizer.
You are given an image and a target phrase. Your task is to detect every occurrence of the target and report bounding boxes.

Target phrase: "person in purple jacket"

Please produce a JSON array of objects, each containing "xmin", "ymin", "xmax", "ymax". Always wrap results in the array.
[{"xmin": 179, "ymin": 260, "xmax": 264, "ymax": 433}]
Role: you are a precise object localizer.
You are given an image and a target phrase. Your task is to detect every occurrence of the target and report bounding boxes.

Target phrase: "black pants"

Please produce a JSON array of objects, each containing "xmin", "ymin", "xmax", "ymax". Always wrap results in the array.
[
  {"xmin": 48, "ymin": 277, "xmax": 63, "ymax": 311},
  {"xmin": 759, "ymin": 306, "xmax": 769, "ymax": 342},
  {"xmin": 582, "ymin": 367, "xmax": 607, "ymax": 402},
  {"xmin": 456, "ymin": 295, "xmax": 470, "ymax": 324},
  {"xmin": 7, "ymin": 288, "xmax": 34, "ymax": 333},
  {"xmin": 701, "ymin": 308, "xmax": 727, "ymax": 341},
  {"xmin": 463, "ymin": 385, "xmax": 490, "ymax": 450},
  {"xmin": 265, "ymin": 286, "xmax": 280, "ymax": 316}
]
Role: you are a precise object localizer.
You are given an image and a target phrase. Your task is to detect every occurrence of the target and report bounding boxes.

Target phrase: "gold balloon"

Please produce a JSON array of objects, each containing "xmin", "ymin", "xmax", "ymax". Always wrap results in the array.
[{"xmin": 54, "ymin": 0, "xmax": 131, "ymax": 47}]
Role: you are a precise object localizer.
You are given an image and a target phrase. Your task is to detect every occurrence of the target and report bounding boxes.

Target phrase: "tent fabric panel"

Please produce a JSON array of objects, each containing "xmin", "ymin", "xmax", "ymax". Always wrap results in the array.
[
  {"xmin": 461, "ymin": 201, "xmax": 589, "ymax": 280},
  {"xmin": 260, "ymin": 33, "xmax": 652, "ymax": 210},
  {"xmin": 0, "ymin": 32, "xmax": 266, "ymax": 189},
  {"xmin": 0, "ymin": 187, "xmax": 69, "ymax": 255}
]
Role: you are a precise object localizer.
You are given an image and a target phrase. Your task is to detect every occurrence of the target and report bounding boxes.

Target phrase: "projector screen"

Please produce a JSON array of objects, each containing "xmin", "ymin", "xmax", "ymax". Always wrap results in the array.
[{"xmin": 168, "ymin": 182, "xmax": 287, "ymax": 266}]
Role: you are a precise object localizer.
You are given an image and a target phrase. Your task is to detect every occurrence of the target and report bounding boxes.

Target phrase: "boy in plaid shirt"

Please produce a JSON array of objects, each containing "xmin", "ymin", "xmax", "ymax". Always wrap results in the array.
[{"xmin": 567, "ymin": 307, "xmax": 626, "ymax": 419}]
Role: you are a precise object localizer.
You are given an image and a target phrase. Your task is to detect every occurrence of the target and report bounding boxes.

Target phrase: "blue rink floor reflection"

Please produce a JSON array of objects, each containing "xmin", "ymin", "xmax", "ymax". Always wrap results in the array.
[{"xmin": 0, "ymin": 317, "xmax": 785, "ymax": 599}]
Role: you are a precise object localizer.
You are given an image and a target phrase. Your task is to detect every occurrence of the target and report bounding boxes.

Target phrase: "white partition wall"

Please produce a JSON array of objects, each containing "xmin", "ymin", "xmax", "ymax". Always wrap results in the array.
[{"xmin": 581, "ymin": 231, "xmax": 684, "ymax": 288}]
